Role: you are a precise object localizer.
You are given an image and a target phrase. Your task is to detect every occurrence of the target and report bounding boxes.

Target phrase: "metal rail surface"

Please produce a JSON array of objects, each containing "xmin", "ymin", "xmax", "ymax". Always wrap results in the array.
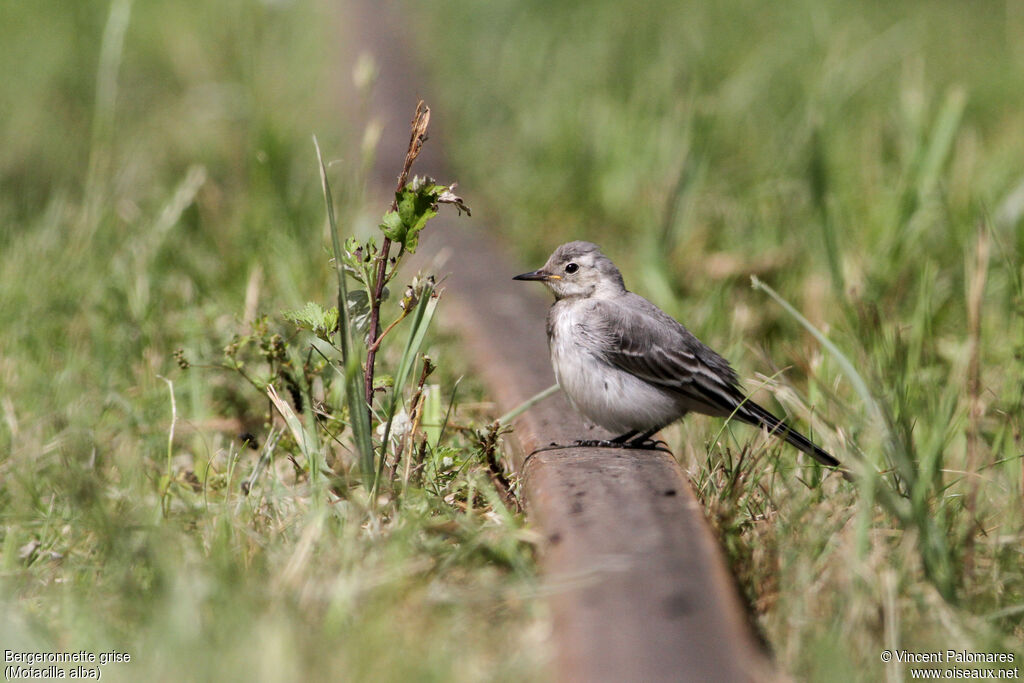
[{"xmin": 341, "ymin": 3, "xmax": 771, "ymax": 680}]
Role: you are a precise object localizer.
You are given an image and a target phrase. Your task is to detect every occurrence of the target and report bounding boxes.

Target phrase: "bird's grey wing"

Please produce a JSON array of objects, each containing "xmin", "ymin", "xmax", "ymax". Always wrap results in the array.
[
  {"xmin": 582, "ymin": 295, "xmax": 744, "ymax": 416},
  {"xmin": 581, "ymin": 296, "xmax": 841, "ymax": 468}
]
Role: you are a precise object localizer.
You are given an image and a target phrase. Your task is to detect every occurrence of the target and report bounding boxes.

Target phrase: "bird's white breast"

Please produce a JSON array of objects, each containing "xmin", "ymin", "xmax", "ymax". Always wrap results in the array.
[{"xmin": 549, "ymin": 301, "xmax": 683, "ymax": 434}]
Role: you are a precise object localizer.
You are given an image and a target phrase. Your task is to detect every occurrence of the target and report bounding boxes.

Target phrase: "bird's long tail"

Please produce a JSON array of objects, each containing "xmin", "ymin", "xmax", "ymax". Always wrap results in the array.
[{"xmin": 734, "ymin": 399, "xmax": 840, "ymax": 469}]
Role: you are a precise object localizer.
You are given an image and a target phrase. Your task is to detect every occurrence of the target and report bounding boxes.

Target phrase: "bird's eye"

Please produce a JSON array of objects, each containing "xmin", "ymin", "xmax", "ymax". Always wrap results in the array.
[{"xmin": 564, "ymin": 263, "xmax": 579, "ymax": 274}]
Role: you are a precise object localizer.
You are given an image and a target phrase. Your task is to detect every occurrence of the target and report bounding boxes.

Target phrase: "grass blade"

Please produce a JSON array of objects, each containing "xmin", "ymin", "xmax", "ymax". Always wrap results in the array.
[
  {"xmin": 267, "ymin": 385, "xmax": 316, "ymax": 467},
  {"xmin": 751, "ymin": 275, "xmax": 879, "ymax": 423},
  {"xmin": 81, "ymin": 0, "xmax": 134, "ymax": 234},
  {"xmin": 376, "ymin": 284, "xmax": 438, "ymax": 485},
  {"xmin": 916, "ymin": 87, "xmax": 966, "ymax": 200},
  {"xmin": 497, "ymin": 384, "xmax": 560, "ymax": 426},
  {"xmin": 314, "ymin": 136, "xmax": 374, "ymax": 480}
]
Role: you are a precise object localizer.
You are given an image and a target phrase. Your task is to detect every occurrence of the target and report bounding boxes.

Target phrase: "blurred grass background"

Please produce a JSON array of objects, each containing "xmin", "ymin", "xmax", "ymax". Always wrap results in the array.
[
  {"xmin": 414, "ymin": 0, "xmax": 1024, "ymax": 678},
  {"xmin": 0, "ymin": 0, "xmax": 546, "ymax": 680},
  {"xmin": 3, "ymin": 0, "xmax": 1024, "ymax": 679}
]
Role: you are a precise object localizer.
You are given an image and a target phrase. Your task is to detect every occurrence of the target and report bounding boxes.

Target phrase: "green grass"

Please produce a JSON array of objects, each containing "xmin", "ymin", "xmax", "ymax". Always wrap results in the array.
[
  {"xmin": 416, "ymin": 0, "xmax": 1024, "ymax": 678},
  {"xmin": 0, "ymin": 1, "xmax": 546, "ymax": 680},
  {"xmin": 6, "ymin": 0, "xmax": 1024, "ymax": 678}
]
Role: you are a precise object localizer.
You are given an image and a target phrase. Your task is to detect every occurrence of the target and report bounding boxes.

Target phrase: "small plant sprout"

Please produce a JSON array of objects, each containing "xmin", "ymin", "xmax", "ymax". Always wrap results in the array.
[{"xmin": 219, "ymin": 102, "xmax": 470, "ymax": 499}]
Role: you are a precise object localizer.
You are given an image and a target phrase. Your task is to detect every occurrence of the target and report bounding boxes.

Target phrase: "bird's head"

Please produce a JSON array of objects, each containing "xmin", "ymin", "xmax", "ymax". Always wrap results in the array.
[{"xmin": 513, "ymin": 241, "xmax": 625, "ymax": 300}]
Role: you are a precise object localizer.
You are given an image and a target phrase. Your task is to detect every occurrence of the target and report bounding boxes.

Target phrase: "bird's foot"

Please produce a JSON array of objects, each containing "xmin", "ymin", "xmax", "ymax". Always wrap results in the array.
[
  {"xmin": 524, "ymin": 438, "xmax": 671, "ymax": 466},
  {"xmin": 572, "ymin": 438, "xmax": 669, "ymax": 452},
  {"xmin": 571, "ymin": 438, "xmax": 626, "ymax": 449}
]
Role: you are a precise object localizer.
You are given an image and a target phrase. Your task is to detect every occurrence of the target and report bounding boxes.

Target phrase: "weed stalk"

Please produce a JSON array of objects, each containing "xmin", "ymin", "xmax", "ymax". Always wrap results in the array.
[{"xmin": 364, "ymin": 102, "xmax": 431, "ymax": 409}]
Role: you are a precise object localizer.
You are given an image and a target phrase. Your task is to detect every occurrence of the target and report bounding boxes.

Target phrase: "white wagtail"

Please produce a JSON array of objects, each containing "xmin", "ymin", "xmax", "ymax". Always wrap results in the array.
[{"xmin": 513, "ymin": 241, "xmax": 839, "ymax": 468}]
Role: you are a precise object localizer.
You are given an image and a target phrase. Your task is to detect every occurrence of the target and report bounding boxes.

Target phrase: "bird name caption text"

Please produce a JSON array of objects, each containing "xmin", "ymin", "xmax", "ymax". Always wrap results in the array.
[{"xmin": 5, "ymin": 650, "xmax": 130, "ymax": 680}]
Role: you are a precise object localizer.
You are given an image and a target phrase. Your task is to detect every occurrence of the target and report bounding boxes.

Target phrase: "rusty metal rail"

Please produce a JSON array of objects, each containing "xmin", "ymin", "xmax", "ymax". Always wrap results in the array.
[{"xmin": 342, "ymin": 3, "xmax": 770, "ymax": 680}]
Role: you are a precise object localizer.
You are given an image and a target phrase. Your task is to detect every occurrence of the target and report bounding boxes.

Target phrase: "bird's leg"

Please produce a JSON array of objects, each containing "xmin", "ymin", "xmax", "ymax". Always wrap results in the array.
[
  {"xmin": 625, "ymin": 428, "xmax": 663, "ymax": 449},
  {"xmin": 611, "ymin": 430, "xmax": 639, "ymax": 443}
]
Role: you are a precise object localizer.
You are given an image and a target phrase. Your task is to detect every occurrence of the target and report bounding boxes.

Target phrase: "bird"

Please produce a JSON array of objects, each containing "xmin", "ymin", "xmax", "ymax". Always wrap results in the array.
[{"xmin": 513, "ymin": 240, "xmax": 840, "ymax": 469}]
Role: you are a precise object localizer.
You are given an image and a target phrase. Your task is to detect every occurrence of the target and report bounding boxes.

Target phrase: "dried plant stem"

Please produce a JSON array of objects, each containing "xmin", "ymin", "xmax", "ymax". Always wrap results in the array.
[
  {"xmin": 481, "ymin": 422, "xmax": 520, "ymax": 513},
  {"xmin": 364, "ymin": 101, "xmax": 431, "ymax": 408},
  {"xmin": 158, "ymin": 375, "xmax": 177, "ymax": 515},
  {"xmin": 367, "ymin": 309, "xmax": 411, "ymax": 354},
  {"xmin": 398, "ymin": 357, "xmax": 435, "ymax": 486},
  {"xmin": 962, "ymin": 222, "xmax": 990, "ymax": 576}
]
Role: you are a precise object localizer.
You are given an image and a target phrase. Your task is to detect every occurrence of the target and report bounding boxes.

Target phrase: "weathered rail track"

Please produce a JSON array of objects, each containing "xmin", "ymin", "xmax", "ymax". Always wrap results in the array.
[{"xmin": 341, "ymin": 3, "xmax": 771, "ymax": 680}]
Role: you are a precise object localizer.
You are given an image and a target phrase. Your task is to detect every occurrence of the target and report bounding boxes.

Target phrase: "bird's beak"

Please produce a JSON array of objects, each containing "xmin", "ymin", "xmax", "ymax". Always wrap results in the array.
[{"xmin": 513, "ymin": 269, "xmax": 561, "ymax": 282}]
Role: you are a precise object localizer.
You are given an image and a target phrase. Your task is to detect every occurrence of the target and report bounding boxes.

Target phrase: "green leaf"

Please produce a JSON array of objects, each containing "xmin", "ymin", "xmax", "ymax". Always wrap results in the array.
[
  {"xmin": 396, "ymin": 187, "xmax": 437, "ymax": 253},
  {"xmin": 345, "ymin": 290, "xmax": 371, "ymax": 336},
  {"xmin": 380, "ymin": 178, "xmax": 470, "ymax": 253},
  {"xmin": 284, "ymin": 301, "xmax": 339, "ymax": 341},
  {"xmin": 379, "ymin": 210, "xmax": 405, "ymax": 243},
  {"xmin": 398, "ymin": 187, "xmax": 437, "ymax": 233}
]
